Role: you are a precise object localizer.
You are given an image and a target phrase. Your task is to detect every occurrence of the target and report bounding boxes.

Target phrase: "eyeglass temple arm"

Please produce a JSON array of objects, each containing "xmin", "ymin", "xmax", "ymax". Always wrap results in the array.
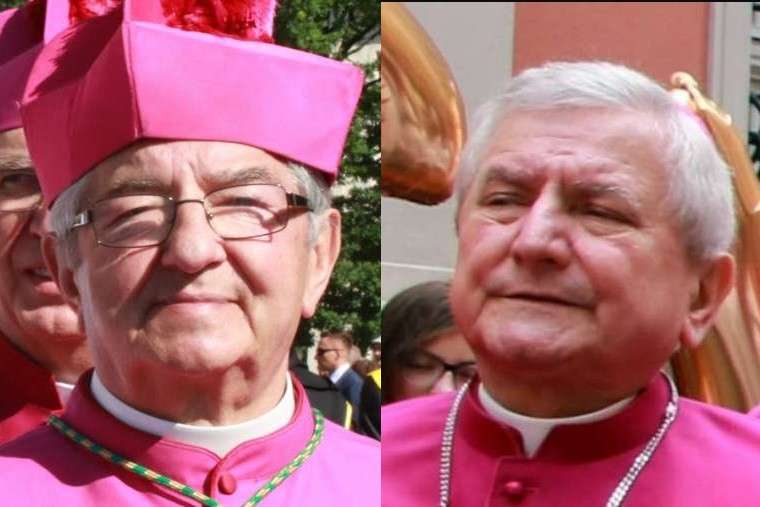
[
  {"xmin": 286, "ymin": 192, "xmax": 312, "ymax": 210},
  {"xmin": 71, "ymin": 210, "xmax": 92, "ymax": 230}
]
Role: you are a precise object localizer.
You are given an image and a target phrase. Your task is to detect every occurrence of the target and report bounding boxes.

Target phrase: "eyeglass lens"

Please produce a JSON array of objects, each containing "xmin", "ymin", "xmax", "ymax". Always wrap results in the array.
[
  {"xmin": 402, "ymin": 350, "xmax": 477, "ymax": 388},
  {"xmin": 0, "ymin": 171, "xmax": 42, "ymax": 212},
  {"xmin": 90, "ymin": 185, "xmax": 293, "ymax": 247}
]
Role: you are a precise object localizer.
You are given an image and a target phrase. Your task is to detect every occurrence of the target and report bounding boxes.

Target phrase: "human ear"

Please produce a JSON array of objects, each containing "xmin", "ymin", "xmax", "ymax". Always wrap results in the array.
[
  {"xmin": 679, "ymin": 254, "xmax": 734, "ymax": 348},
  {"xmin": 301, "ymin": 209, "xmax": 341, "ymax": 318}
]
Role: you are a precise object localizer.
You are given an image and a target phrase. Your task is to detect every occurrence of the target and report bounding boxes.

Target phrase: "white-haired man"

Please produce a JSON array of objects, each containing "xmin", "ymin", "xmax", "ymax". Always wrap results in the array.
[
  {"xmin": 383, "ymin": 61, "xmax": 760, "ymax": 506},
  {"xmin": 0, "ymin": 1, "xmax": 379, "ymax": 505}
]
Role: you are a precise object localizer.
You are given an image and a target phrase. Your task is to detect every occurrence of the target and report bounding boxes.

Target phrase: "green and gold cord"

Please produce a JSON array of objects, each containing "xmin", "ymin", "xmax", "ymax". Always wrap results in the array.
[{"xmin": 48, "ymin": 409, "xmax": 324, "ymax": 506}]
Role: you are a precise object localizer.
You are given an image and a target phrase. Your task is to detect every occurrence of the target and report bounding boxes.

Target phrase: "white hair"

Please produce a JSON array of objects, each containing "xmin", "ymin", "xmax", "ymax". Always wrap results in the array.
[
  {"xmin": 456, "ymin": 61, "xmax": 735, "ymax": 262},
  {"xmin": 50, "ymin": 160, "xmax": 332, "ymax": 263},
  {"xmin": 288, "ymin": 161, "xmax": 333, "ymax": 244}
]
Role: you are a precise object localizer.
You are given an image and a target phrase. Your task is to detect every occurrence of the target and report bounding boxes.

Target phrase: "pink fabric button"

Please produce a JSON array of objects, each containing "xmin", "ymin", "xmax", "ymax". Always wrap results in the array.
[
  {"xmin": 218, "ymin": 473, "xmax": 237, "ymax": 495},
  {"xmin": 503, "ymin": 480, "xmax": 525, "ymax": 498}
]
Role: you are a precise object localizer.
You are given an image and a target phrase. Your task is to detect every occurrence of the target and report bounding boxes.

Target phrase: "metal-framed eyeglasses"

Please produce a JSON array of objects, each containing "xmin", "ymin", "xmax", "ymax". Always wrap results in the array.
[
  {"xmin": 69, "ymin": 183, "xmax": 312, "ymax": 248},
  {"xmin": 401, "ymin": 350, "xmax": 477, "ymax": 389},
  {"xmin": 315, "ymin": 348, "xmax": 341, "ymax": 357}
]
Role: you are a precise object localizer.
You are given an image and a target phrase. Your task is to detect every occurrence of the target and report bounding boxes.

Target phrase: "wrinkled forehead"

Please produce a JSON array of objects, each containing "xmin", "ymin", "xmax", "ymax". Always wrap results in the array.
[
  {"xmin": 468, "ymin": 109, "xmax": 668, "ymax": 199},
  {"xmin": 84, "ymin": 139, "xmax": 298, "ymax": 199},
  {"xmin": 0, "ymin": 128, "xmax": 32, "ymax": 170}
]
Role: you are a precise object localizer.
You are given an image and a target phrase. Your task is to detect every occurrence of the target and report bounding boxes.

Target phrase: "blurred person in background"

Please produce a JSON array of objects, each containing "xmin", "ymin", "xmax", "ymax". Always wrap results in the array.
[
  {"xmin": 382, "ymin": 280, "xmax": 476, "ymax": 404},
  {"xmin": 359, "ymin": 365, "xmax": 381, "ymax": 440},
  {"xmin": 0, "ymin": 0, "xmax": 91, "ymax": 443},
  {"xmin": 352, "ymin": 357, "xmax": 377, "ymax": 378},
  {"xmin": 369, "ymin": 336, "xmax": 381, "ymax": 365},
  {"xmin": 289, "ymin": 348, "xmax": 352, "ymax": 429},
  {"xmin": 358, "ymin": 337, "xmax": 381, "ymax": 439},
  {"xmin": 316, "ymin": 331, "xmax": 364, "ymax": 417}
]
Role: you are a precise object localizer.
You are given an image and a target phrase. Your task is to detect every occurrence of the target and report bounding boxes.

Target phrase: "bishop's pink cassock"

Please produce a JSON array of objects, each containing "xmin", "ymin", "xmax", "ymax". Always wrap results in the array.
[
  {"xmin": 383, "ymin": 375, "xmax": 760, "ymax": 506},
  {"xmin": 1, "ymin": 371, "xmax": 379, "ymax": 505},
  {"xmin": 0, "ymin": 0, "xmax": 376, "ymax": 502},
  {"xmin": 0, "ymin": 334, "xmax": 62, "ymax": 444}
]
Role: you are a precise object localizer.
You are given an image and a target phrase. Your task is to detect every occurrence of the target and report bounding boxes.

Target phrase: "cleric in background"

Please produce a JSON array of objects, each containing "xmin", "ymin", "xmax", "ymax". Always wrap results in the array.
[
  {"xmin": 382, "ymin": 61, "xmax": 760, "ymax": 505},
  {"xmin": 0, "ymin": 0, "xmax": 92, "ymax": 443},
  {"xmin": 0, "ymin": 0, "xmax": 379, "ymax": 505}
]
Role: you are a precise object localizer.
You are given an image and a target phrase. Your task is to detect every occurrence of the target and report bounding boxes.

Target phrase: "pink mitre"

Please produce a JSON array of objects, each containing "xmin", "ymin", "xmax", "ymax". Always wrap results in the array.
[{"xmin": 21, "ymin": 0, "xmax": 365, "ymax": 205}]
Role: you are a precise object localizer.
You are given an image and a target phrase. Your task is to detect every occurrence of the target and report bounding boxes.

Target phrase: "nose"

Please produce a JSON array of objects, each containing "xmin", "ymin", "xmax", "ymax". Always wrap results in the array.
[
  {"xmin": 28, "ymin": 203, "xmax": 50, "ymax": 237},
  {"xmin": 430, "ymin": 371, "xmax": 456, "ymax": 394},
  {"xmin": 510, "ymin": 193, "xmax": 571, "ymax": 269},
  {"xmin": 160, "ymin": 200, "xmax": 226, "ymax": 274}
]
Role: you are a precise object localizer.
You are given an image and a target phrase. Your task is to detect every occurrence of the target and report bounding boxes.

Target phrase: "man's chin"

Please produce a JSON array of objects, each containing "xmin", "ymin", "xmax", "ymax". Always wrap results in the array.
[
  {"xmin": 17, "ymin": 306, "xmax": 82, "ymax": 341},
  {"xmin": 142, "ymin": 330, "xmax": 252, "ymax": 370},
  {"xmin": 146, "ymin": 352, "xmax": 247, "ymax": 377},
  {"xmin": 471, "ymin": 324, "xmax": 584, "ymax": 367}
]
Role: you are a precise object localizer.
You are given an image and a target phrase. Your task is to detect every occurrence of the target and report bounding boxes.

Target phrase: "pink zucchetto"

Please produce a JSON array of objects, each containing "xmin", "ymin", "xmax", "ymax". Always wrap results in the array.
[{"xmin": 21, "ymin": 0, "xmax": 365, "ymax": 205}]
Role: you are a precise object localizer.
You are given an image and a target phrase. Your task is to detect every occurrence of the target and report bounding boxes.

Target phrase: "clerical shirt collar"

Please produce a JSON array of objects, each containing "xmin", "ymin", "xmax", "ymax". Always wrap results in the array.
[
  {"xmin": 329, "ymin": 362, "xmax": 351, "ymax": 384},
  {"xmin": 91, "ymin": 371, "xmax": 295, "ymax": 457},
  {"xmin": 478, "ymin": 383, "xmax": 634, "ymax": 458},
  {"xmin": 55, "ymin": 381, "xmax": 75, "ymax": 405}
]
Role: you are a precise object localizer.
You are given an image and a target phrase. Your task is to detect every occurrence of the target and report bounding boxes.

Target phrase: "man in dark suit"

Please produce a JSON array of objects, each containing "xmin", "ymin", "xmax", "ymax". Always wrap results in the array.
[
  {"xmin": 316, "ymin": 331, "xmax": 364, "ymax": 415},
  {"xmin": 289, "ymin": 349, "xmax": 352, "ymax": 429}
]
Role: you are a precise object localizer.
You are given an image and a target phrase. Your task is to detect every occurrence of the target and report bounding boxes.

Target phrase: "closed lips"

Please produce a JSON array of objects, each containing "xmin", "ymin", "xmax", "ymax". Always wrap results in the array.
[
  {"xmin": 155, "ymin": 293, "xmax": 232, "ymax": 305},
  {"xmin": 506, "ymin": 292, "xmax": 588, "ymax": 307}
]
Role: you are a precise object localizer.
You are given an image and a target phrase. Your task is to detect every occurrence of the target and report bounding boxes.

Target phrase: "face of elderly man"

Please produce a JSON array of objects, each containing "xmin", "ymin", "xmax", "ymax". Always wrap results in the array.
[
  {"xmin": 46, "ymin": 140, "xmax": 339, "ymax": 421},
  {"xmin": 450, "ymin": 108, "xmax": 732, "ymax": 415},
  {"xmin": 0, "ymin": 128, "xmax": 82, "ymax": 371}
]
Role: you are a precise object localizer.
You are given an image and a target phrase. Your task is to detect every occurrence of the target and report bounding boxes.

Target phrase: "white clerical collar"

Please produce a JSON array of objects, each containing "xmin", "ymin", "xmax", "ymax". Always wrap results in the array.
[
  {"xmin": 91, "ymin": 371, "xmax": 295, "ymax": 457},
  {"xmin": 329, "ymin": 362, "xmax": 351, "ymax": 384},
  {"xmin": 478, "ymin": 383, "xmax": 634, "ymax": 458},
  {"xmin": 55, "ymin": 381, "xmax": 75, "ymax": 405}
]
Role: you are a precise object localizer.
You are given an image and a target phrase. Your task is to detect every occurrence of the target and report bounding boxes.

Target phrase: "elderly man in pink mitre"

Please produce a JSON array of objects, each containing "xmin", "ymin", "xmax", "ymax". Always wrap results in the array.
[
  {"xmin": 0, "ymin": 0, "xmax": 99, "ymax": 443},
  {"xmin": 383, "ymin": 61, "xmax": 760, "ymax": 506},
  {"xmin": 0, "ymin": 0, "xmax": 379, "ymax": 505}
]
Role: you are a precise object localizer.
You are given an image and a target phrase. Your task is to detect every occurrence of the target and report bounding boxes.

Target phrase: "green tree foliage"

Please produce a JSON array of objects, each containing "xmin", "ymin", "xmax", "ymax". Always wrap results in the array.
[
  {"xmin": 0, "ymin": 0, "xmax": 380, "ymax": 351},
  {"xmin": 0, "ymin": 0, "xmax": 24, "ymax": 9},
  {"xmin": 277, "ymin": 0, "xmax": 380, "ymax": 352}
]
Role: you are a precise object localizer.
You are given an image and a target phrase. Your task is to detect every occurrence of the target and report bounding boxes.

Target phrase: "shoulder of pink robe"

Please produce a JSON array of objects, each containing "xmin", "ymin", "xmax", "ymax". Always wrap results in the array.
[
  {"xmin": 382, "ymin": 377, "xmax": 760, "ymax": 506},
  {"xmin": 0, "ymin": 371, "xmax": 379, "ymax": 506},
  {"xmin": 0, "ymin": 337, "xmax": 61, "ymax": 444},
  {"xmin": 382, "ymin": 392, "xmax": 454, "ymax": 507}
]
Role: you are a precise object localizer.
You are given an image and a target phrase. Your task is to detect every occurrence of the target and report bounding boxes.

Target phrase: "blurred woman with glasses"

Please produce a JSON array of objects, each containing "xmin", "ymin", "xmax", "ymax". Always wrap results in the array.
[{"xmin": 382, "ymin": 281, "xmax": 476, "ymax": 404}]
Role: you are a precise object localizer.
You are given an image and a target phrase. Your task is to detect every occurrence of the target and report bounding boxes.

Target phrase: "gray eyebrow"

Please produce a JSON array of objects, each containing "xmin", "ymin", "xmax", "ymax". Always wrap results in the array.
[
  {"xmin": 479, "ymin": 163, "xmax": 538, "ymax": 189},
  {"xmin": 96, "ymin": 179, "xmax": 170, "ymax": 202},
  {"xmin": 566, "ymin": 179, "xmax": 643, "ymax": 210},
  {"xmin": 95, "ymin": 166, "xmax": 278, "ymax": 203},
  {"xmin": 480, "ymin": 158, "xmax": 643, "ymax": 207},
  {"xmin": 207, "ymin": 166, "xmax": 277, "ymax": 186}
]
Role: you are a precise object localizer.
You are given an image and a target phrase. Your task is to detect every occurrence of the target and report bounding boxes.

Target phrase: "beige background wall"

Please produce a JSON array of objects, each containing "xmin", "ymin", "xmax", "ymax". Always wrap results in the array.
[{"xmin": 381, "ymin": 2, "xmax": 515, "ymax": 303}]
